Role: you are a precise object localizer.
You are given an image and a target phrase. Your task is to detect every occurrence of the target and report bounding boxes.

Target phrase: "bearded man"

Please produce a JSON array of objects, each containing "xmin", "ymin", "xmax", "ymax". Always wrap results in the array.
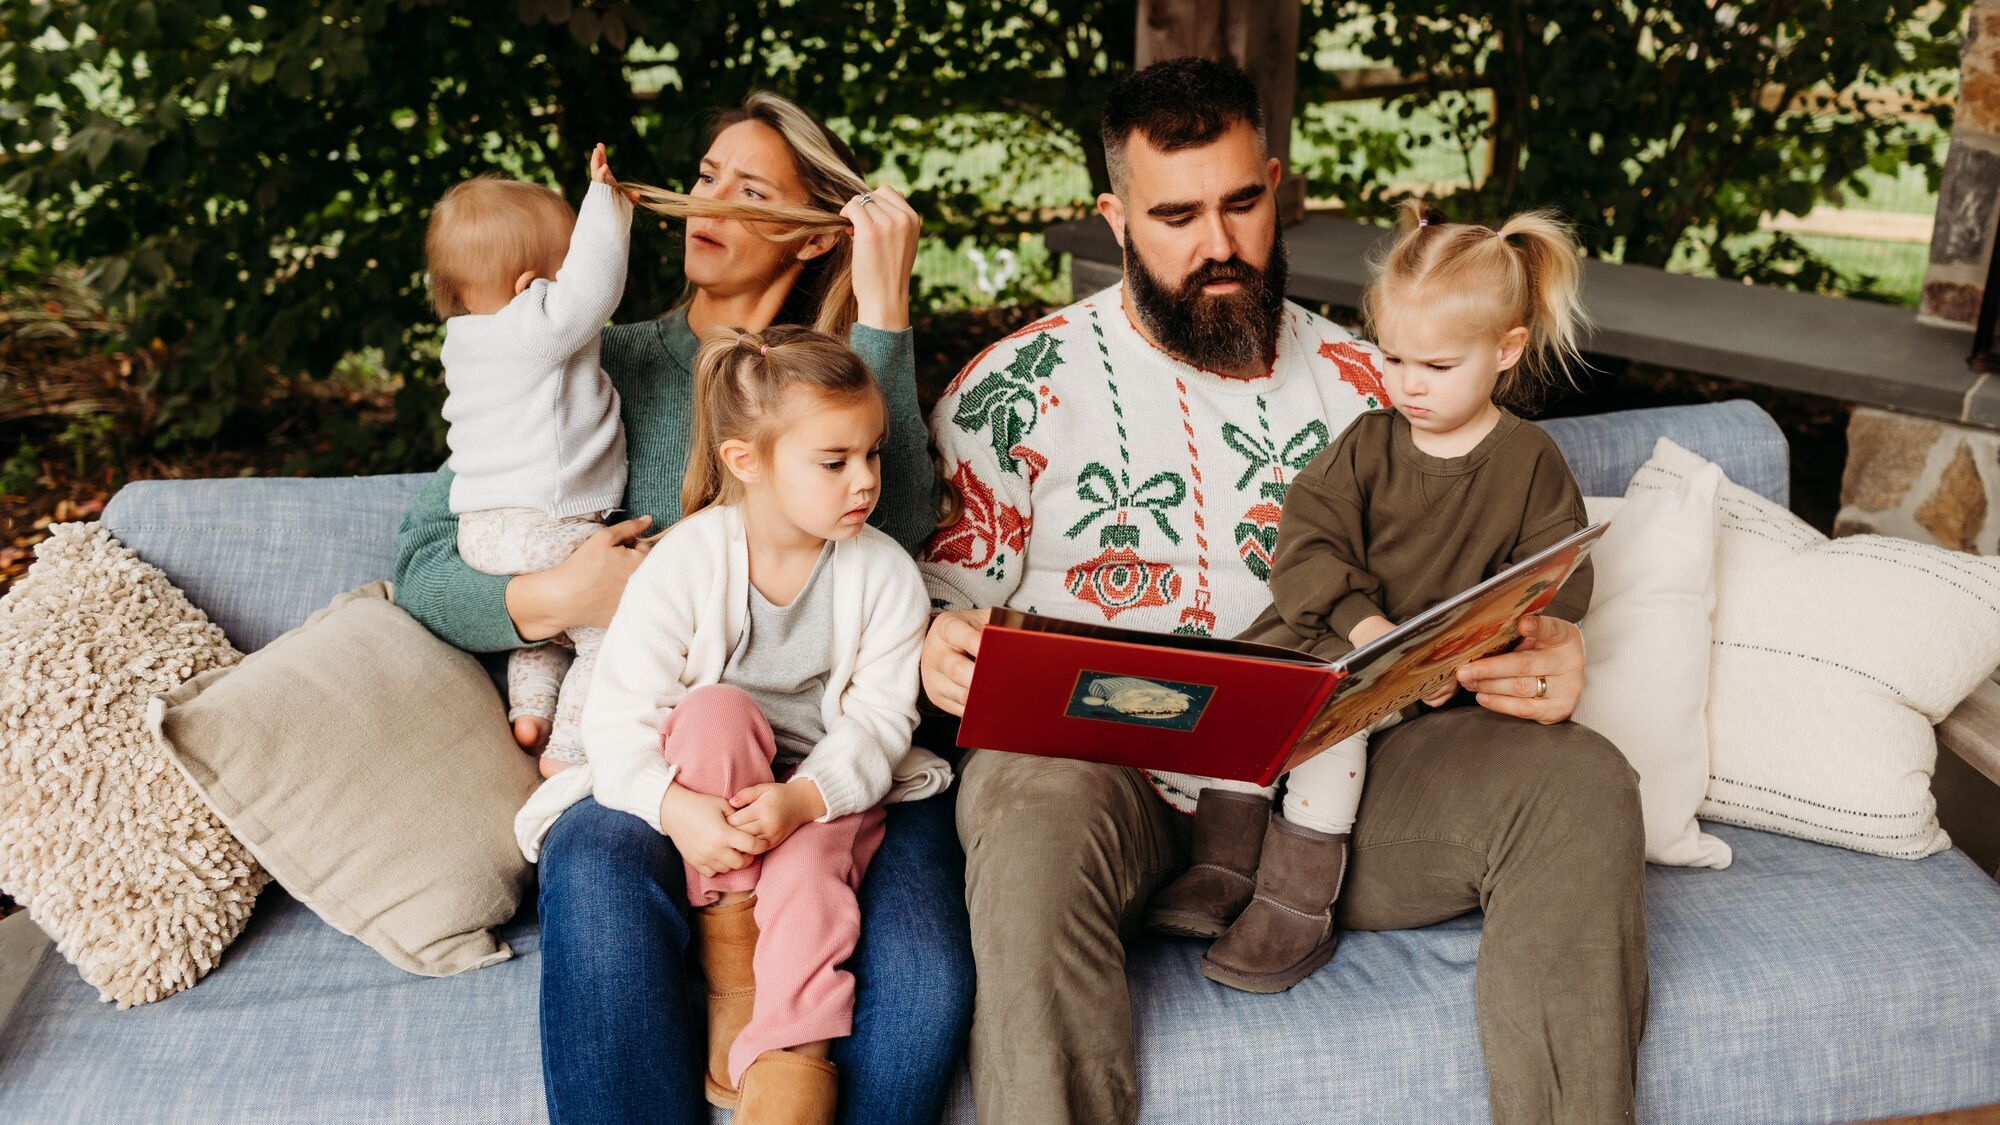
[{"xmin": 919, "ymin": 57, "xmax": 1646, "ymax": 1125}]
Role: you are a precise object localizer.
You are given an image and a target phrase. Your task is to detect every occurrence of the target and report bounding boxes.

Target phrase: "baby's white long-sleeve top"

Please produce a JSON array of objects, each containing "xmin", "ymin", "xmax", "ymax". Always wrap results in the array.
[
  {"xmin": 513, "ymin": 503, "xmax": 953, "ymax": 860},
  {"xmin": 441, "ymin": 180, "xmax": 632, "ymax": 517}
]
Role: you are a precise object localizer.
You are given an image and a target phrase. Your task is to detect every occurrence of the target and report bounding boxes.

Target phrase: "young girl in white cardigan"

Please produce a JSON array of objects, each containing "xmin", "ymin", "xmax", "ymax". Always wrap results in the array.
[{"xmin": 514, "ymin": 325, "xmax": 949, "ymax": 1125}]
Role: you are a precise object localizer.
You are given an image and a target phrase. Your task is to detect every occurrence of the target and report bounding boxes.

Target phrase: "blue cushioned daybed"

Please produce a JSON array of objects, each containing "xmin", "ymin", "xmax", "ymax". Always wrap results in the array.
[{"xmin": 2, "ymin": 401, "xmax": 1997, "ymax": 1124}]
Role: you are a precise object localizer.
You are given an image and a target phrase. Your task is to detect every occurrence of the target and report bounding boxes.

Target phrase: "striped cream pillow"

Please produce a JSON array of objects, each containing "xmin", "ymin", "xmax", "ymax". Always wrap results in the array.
[{"xmin": 1647, "ymin": 439, "xmax": 2000, "ymax": 858}]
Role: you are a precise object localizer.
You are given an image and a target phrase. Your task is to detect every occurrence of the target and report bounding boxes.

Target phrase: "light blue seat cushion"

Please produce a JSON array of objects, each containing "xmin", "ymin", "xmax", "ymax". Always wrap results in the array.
[
  {"xmin": 7, "ymin": 400, "xmax": 1995, "ymax": 1122},
  {"xmin": 4, "ymin": 827, "xmax": 1996, "ymax": 1123}
]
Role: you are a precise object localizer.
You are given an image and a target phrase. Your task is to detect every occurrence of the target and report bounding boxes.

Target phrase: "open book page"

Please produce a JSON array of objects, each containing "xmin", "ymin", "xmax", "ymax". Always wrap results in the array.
[{"xmin": 1279, "ymin": 522, "xmax": 1608, "ymax": 772}]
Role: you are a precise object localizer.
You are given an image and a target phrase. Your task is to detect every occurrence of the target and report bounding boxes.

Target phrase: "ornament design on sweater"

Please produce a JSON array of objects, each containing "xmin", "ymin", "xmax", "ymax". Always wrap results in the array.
[
  {"xmin": 924, "ymin": 461, "xmax": 1031, "ymax": 581},
  {"xmin": 1060, "ymin": 308, "xmax": 1187, "ymax": 620},
  {"xmin": 951, "ymin": 331, "xmax": 1063, "ymax": 476},
  {"xmin": 1064, "ymin": 517, "xmax": 1183, "ymax": 618},
  {"xmin": 1318, "ymin": 340, "xmax": 1391, "ymax": 408},
  {"xmin": 1224, "ymin": 403, "xmax": 1331, "ymax": 581}
]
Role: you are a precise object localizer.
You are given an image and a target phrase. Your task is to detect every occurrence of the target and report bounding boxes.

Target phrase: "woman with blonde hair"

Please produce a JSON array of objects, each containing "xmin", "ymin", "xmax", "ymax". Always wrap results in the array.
[{"xmin": 393, "ymin": 91, "xmax": 971, "ymax": 1122}]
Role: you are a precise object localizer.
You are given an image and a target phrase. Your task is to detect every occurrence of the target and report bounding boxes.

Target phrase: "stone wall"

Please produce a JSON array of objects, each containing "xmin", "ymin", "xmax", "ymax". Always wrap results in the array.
[
  {"xmin": 1837, "ymin": 407, "xmax": 2000, "ymax": 553},
  {"xmin": 1920, "ymin": 0, "xmax": 2000, "ymax": 328}
]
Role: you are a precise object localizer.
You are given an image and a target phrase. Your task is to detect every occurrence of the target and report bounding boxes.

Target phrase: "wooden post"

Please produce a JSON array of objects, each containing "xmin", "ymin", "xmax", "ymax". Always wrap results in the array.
[{"xmin": 1136, "ymin": 0, "xmax": 1307, "ymax": 225}]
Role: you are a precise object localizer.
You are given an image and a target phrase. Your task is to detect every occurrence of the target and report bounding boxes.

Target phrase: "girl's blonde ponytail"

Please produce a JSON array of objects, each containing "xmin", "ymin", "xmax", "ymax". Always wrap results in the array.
[
  {"xmin": 1495, "ymin": 210, "xmax": 1589, "ymax": 390},
  {"xmin": 1364, "ymin": 201, "xmax": 1591, "ymax": 402}
]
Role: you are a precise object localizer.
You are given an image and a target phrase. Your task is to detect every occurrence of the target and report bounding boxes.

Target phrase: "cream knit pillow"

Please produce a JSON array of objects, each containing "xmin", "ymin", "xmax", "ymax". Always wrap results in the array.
[
  {"xmin": 1574, "ymin": 444, "xmax": 1733, "ymax": 869},
  {"xmin": 0, "ymin": 523, "xmax": 268, "ymax": 1007},
  {"xmin": 1647, "ymin": 441, "xmax": 2000, "ymax": 858}
]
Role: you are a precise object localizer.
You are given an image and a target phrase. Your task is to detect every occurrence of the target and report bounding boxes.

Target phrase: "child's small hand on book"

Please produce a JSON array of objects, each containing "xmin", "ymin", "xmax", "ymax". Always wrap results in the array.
[{"xmin": 1352, "ymin": 613, "xmax": 1455, "ymax": 707}]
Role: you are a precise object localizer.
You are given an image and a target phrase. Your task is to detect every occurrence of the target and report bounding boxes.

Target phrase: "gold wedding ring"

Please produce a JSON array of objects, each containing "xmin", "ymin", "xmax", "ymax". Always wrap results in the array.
[{"xmin": 1534, "ymin": 675, "xmax": 1549, "ymax": 699}]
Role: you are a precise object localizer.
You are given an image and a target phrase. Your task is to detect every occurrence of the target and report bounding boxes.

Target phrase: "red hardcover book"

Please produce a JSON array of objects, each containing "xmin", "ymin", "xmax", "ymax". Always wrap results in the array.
[{"xmin": 957, "ymin": 523, "xmax": 1607, "ymax": 784}]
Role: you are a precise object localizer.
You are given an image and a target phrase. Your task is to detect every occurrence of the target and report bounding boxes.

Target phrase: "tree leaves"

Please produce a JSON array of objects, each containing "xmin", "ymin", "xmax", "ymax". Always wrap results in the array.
[{"xmin": 1301, "ymin": 0, "xmax": 1962, "ymax": 291}]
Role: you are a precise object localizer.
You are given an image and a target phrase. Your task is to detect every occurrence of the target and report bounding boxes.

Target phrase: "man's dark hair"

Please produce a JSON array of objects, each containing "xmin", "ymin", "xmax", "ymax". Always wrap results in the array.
[{"xmin": 1101, "ymin": 57, "xmax": 1265, "ymax": 196}]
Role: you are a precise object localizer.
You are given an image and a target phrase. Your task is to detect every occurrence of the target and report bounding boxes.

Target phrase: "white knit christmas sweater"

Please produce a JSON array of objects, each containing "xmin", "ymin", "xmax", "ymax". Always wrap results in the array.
[{"xmin": 919, "ymin": 283, "xmax": 1391, "ymax": 811}]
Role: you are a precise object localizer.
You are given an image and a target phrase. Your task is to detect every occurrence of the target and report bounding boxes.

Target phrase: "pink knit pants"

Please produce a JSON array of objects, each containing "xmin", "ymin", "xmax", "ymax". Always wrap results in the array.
[{"xmin": 663, "ymin": 684, "xmax": 886, "ymax": 1084}]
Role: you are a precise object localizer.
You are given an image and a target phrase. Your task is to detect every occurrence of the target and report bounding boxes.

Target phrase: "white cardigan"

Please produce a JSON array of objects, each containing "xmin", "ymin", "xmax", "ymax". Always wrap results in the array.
[{"xmin": 515, "ymin": 504, "xmax": 951, "ymax": 860}]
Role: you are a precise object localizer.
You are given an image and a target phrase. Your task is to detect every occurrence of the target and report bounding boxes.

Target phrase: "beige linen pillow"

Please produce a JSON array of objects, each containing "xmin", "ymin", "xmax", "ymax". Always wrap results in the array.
[
  {"xmin": 147, "ymin": 581, "xmax": 540, "ymax": 975},
  {"xmin": 0, "ymin": 522, "xmax": 267, "ymax": 1008}
]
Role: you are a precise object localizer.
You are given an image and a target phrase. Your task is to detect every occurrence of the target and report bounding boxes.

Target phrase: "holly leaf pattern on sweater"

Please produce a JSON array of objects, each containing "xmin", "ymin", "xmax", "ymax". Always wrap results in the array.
[
  {"xmin": 952, "ymin": 331, "xmax": 1063, "ymax": 475},
  {"xmin": 1319, "ymin": 339, "xmax": 1391, "ymax": 408}
]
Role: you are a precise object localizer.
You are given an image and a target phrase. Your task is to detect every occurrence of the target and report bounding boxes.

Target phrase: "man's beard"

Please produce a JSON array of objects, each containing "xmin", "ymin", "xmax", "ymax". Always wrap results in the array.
[{"xmin": 1124, "ymin": 230, "xmax": 1288, "ymax": 372}]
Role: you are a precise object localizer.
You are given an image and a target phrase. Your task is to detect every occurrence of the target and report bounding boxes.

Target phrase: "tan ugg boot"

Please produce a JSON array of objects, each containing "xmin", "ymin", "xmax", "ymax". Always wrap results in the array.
[
  {"xmin": 733, "ymin": 1050, "xmax": 838, "ymax": 1125},
  {"xmin": 1143, "ymin": 789, "xmax": 1271, "ymax": 939},
  {"xmin": 1200, "ymin": 815, "xmax": 1348, "ymax": 993},
  {"xmin": 695, "ymin": 896, "xmax": 759, "ymax": 1108}
]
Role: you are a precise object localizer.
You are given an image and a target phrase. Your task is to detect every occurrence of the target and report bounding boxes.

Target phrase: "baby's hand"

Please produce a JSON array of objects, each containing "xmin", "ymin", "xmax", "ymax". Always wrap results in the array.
[
  {"xmin": 726, "ymin": 779, "xmax": 827, "ymax": 850},
  {"xmin": 590, "ymin": 142, "xmax": 614, "ymax": 187}
]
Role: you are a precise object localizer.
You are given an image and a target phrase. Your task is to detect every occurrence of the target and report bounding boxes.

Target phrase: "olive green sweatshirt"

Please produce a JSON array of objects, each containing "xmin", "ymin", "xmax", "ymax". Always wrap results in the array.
[{"xmin": 1239, "ymin": 407, "xmax": 1592, "ymax": 659}]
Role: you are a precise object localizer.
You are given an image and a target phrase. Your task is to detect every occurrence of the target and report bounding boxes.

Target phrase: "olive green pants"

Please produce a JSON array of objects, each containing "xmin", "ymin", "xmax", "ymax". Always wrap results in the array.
[{"xmin": 955, "ymin": 706, "xmax": 1649, "ymax": 1125}]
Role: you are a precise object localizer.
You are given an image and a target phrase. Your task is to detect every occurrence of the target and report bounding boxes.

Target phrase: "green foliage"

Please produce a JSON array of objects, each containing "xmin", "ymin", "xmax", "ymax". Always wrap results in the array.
[
  {"xmin": 0, "ymin": 441, "xmax": 40, "ymax": 495},
  {"xmin": 1, "ymin": 0, "xmax": 1132, "ymax": 444},
  {"xmin": 52, "ymin": 411, "xmax": 122, "ymax": 476},
  {"xmin": 1, "ymin": 0, "xmax": 1963, "ymax": 452},
  {"xmin": 1298, "ymin": 0, "xmax": 1964, "ymax": 289}
]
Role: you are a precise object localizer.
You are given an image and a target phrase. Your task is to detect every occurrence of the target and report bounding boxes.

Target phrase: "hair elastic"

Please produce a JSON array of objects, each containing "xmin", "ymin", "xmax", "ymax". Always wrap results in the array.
[
  {"xmin": 1416, "ymin": 218, "xmax": 1430, "ymax": 228},
  {"xmin": 760, "ymin": 343, "xmax": 770, "ymax": 356}
]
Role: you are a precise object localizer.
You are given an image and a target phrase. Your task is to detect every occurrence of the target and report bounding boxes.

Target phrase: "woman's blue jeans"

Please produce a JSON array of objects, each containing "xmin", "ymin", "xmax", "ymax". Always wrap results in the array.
[{"xmin": 537, "ymin": 793, "xmax": 973, "ymax": 1124}]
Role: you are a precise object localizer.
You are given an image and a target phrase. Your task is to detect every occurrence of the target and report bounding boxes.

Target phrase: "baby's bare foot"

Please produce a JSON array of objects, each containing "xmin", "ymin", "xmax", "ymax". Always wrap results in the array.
[
  {"xmin": 539, "ymin": 755, "xmax": 573, "ymax": 779},
  {"xmin": 513, "ymin": 716, "xmax": 552, "ymax": 753}
]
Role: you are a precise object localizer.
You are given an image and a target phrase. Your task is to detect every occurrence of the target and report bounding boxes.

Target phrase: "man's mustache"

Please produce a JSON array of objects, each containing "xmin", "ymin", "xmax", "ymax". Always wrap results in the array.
[{"xmin": 1182, "ymin": 258, "xmax": 1259, "ymax": 291}]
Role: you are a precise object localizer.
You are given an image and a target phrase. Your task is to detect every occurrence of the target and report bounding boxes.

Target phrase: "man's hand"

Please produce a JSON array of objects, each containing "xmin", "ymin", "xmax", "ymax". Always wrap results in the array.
[
  {"xmin": 920, "ymin": 607, "xmax": 991, "ymax": 717},
  {"xmin": 660, "ymin": 783, "xmax": 766, "ymax": 879},
  {"xmin": 726, "ymin": 778, "xmax": 828, "ymax": 851},
  {"xmin": 506, "ymin": 515, "xmax": 653, "ymax": 640},
  {"xmin": 1457, "ymin": 614, "xmax": 1586, "ymax": 724}
]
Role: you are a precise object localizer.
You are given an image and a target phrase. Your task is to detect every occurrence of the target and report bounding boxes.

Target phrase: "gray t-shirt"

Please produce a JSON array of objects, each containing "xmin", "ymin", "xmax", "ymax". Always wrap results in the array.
[{"xmin": 724, "ymin": 543, "xmax": 835, "ymax": 766}]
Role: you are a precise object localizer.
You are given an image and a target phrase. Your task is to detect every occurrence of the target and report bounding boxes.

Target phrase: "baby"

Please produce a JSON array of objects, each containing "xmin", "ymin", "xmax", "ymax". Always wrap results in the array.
[{"xmin": 425, "ymin": 144, "xmax": 633, "ymax": 776}]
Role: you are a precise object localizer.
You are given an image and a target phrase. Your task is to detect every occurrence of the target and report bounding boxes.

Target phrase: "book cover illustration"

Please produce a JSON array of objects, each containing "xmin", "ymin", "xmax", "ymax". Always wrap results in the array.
[{"xmin": 1065, "ymin": 673, "xmax": 1217, "ymax": 733}]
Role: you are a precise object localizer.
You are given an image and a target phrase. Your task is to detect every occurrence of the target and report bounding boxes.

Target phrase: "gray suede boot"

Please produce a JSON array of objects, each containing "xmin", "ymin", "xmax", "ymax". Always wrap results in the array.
[
  {"xmin": 1143, "ymin": 790, "xmax": 1271, "ymax": 939},
  {"xmin": 1200, "ymin": 815, "xmax": 1348, "ymax": 993}
]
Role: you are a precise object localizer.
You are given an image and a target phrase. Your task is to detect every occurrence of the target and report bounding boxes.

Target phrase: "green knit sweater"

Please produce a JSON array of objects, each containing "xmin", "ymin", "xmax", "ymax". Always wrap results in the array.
[{"xmin": 393, "ymin": 309, "xmax": 935, "ymax": 653}]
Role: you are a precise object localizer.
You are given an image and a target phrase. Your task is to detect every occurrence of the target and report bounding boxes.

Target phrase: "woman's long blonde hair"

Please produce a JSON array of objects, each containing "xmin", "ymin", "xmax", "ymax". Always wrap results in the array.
[
  {"xmin": 682, "ymin": 325, "xmax": 887, "ymax": 519},
  {"xmin": 1363, "ymin": 200, "xmax": 1591, "ymax": 402},
  {"xmin": 616, "ymin": 92, "xmax": 870, "ymax": 340}
]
